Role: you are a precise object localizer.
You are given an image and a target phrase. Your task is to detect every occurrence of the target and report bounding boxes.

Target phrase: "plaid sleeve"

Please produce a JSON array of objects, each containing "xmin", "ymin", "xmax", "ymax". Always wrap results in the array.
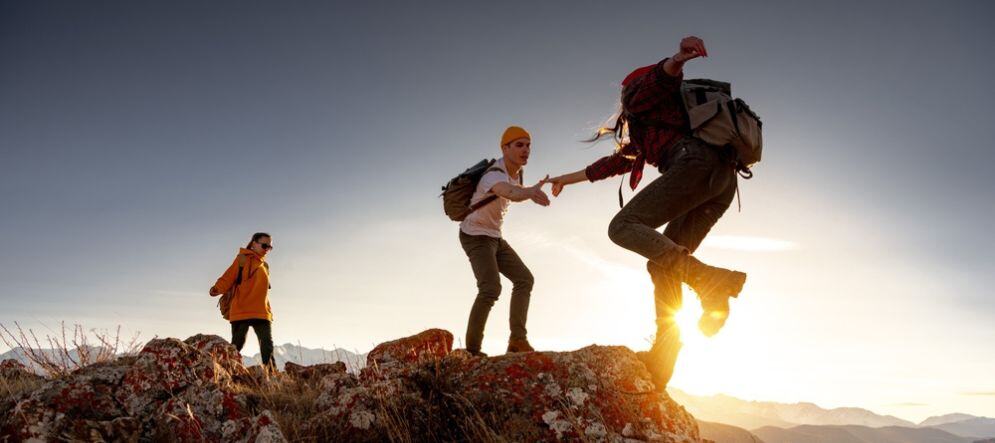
[
  {"xmin": 645, "ymin": 58, "xmax": 683, "ymax": 94},
  {"xmin": 585, "ymin": 150, "xmax": 635, "ymax": 182}
]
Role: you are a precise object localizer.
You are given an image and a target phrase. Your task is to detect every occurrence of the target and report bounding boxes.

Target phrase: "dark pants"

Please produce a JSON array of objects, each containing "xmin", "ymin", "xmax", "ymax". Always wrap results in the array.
[
  {"xmin": 231, "ymin": 319, "xmax": 275, "ymax": 367},
  {"xmin": 609, "ymin": 137, "xmax": 737, "ymax": 337},
  {"xmin": 459, "ymin": 231, "xmax": 534, "ymax": 352}
]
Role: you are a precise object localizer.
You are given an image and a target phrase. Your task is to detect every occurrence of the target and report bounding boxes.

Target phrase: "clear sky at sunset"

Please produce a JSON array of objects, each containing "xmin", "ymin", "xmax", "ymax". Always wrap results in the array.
[{"xmin": 2, "ymin": 0, "xmax": 993, "ymax": 422}]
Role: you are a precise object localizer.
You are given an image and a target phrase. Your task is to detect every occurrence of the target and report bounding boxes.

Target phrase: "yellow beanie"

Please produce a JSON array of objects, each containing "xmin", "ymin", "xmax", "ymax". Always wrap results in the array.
[{"xmin": 501, "ymin": 126, "xmax": 531, "ymax": 146}]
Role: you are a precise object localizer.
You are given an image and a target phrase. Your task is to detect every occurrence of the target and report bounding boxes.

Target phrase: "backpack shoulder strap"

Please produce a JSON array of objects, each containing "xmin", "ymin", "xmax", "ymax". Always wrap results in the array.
[
  {"xmin": 234, "ymin": 254, "xmax": 248, "ymax": 285},
  {"xmin": 469, "ymin": 166, "xmax": 510, "ymax": 211}
]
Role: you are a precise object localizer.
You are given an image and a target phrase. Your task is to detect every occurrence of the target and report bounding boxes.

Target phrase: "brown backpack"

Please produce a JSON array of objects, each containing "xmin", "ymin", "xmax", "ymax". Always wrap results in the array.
[
  {"xmin": 680, "ymin": 79, "xmax": 763, "ymax": 176},
  {"xmin": 440, "ymin": 159, "xmax": 522, "ymax": 221},
  {"xmin": 218, "ymin": 254, "xmax": 248, "ymax": 320}
]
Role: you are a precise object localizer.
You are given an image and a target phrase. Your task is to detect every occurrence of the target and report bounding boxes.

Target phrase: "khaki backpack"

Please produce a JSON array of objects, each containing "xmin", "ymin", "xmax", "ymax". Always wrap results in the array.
[{"xmin": 680, "ymin": 79, "xmax": 763, "ymax": 176}]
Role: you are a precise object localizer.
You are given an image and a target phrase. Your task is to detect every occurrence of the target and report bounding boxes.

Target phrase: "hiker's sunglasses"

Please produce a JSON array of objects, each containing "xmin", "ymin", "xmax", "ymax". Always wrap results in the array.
[{"xmin": 259, "ymin": 243, "xmax": 273, "ymax": 250}]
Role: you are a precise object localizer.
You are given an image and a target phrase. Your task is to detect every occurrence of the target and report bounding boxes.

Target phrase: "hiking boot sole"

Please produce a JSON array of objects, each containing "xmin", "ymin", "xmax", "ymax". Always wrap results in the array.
[{"xmin": 697, "ymin": 271, "xmax": 746, "ymax": 337}]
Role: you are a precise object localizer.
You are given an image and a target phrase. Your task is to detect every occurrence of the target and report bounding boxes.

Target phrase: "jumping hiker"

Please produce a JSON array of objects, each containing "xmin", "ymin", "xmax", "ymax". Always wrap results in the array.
[
  {"xmin": 548, "ymin": 37, "xmax": 749, "ymax": 389},
  {"xmin": 459, "ymin": 126, "xmax": 549, "ymax": 357},
  {"xmin": 210, "ymin": 232, "xmax": 276, "ymax": 368}
]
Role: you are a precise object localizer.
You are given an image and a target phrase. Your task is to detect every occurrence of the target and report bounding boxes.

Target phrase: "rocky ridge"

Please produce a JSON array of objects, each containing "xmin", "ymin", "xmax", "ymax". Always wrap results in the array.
[{"xmin": 1, "ymin": 328, "xmax": 702, "ymax": 442}]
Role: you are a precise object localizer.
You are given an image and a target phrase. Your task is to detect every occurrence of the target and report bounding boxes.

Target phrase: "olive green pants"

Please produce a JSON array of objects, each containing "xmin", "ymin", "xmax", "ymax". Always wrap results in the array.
[{"xmin": 459, "ymin": 231, "xmax": 534, "ymax": 352}]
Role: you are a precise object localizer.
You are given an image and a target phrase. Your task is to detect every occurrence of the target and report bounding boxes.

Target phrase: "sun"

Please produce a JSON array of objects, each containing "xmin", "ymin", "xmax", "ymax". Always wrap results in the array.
[{"xmin": 673, "ymin": 288, "xmax": 709, "ymax": 348}]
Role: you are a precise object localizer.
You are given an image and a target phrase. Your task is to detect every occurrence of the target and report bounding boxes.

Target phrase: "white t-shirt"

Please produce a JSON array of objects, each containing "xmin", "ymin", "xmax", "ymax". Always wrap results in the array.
[{"xmin": 459, "ymin": 158, "xmax": 520, "ymax": 238}]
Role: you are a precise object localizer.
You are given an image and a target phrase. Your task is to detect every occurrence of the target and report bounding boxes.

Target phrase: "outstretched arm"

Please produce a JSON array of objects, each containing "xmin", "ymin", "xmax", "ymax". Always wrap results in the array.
[
  {"xmin": 491, "ymin": 176, "xmax": 551, "ymax": 206},
  {"xmin": 547, "ymin": 170, "xmax": 588, "ymax": 197}
]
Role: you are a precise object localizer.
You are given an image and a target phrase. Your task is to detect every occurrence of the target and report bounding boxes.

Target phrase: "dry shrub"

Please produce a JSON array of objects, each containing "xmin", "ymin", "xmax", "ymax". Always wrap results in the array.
[{"xmin": 0, "ymin": 322, "xmax": 142, "ymax": 378}]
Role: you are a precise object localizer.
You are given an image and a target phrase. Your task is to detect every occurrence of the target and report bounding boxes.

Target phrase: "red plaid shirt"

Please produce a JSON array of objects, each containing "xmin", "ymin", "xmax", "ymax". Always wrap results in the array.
[{"xmin": 585, "ymin": 58, "xmax": 688, "ymax": 188}]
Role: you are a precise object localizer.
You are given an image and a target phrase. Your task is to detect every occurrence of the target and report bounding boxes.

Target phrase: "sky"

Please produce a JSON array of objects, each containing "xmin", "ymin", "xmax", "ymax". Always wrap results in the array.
[{"xmin": 2, "ymin": 0, "xmax": 994, "ymax": 423}]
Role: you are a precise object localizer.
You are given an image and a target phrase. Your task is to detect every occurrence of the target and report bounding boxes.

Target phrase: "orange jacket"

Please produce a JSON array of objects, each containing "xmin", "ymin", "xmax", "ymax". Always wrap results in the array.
[{"xmin": 212, "ymin": 248, "xmax": 272, "ymax": 322}]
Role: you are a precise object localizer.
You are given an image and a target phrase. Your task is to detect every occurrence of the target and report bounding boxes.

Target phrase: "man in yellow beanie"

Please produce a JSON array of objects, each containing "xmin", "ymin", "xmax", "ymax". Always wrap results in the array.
[{"xmin": 459, "ymin": 126, "xmax": 550, "ymax": 356}]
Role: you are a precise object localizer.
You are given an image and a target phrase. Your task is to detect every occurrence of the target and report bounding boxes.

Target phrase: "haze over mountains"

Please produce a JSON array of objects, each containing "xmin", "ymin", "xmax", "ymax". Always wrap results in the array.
[{"xmin": 672, "ymin": 389, "xmax": 995, "ymax": 442}]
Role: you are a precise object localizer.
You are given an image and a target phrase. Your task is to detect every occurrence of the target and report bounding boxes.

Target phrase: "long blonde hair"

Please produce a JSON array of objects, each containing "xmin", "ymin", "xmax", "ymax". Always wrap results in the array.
[{"xmin": 586, "ymin": 105, "xmax": 634, "ymax": 158}]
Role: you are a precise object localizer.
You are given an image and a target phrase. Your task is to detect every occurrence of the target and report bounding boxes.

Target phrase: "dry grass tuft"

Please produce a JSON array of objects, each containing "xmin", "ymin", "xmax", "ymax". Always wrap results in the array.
[{"xmin": 0, "ymin": 373, "xmax": 43, "ymax": 400}]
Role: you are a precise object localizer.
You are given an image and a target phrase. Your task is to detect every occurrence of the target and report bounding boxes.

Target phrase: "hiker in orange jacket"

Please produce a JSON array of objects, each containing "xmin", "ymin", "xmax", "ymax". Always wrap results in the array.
[{"xmin": 210, "ymin": 232, "xmax": 275, "ymax": 367}]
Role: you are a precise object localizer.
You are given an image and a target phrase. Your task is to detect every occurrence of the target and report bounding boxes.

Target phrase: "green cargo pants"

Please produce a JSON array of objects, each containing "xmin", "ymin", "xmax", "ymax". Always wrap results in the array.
[{"xmin": 459, "ymin": 231, "xmax": 534, "ymax": 353}]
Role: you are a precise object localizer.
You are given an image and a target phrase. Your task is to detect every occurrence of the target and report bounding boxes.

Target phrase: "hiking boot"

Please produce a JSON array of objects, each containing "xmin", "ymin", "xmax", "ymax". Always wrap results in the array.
[
  {"xmin": 467, "ymin": 349, "xmax": 488, "ymax": 358},
  {"xmin": 686, "ymin": 263, "xmax": 746, "ymax": 337},
  {"xmin": 506, "ymin": 338, "xmax": 535, "ymax": 353},
  {"xmin": 637, "ymin": 340, "xmax": 682, "ymax": 392}
]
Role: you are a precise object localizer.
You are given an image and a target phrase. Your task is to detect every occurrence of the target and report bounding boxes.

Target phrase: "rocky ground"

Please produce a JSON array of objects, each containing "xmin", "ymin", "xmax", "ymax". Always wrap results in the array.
[{"xmin": 0, "ymin": 329, "xmax": 702, "ymax": 442}]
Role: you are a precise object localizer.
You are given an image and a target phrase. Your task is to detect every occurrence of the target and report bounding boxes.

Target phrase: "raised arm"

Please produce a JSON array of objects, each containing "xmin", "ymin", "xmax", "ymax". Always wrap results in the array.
[{"xmin": 663, "ymin": 35, "xmax": 708, "ymax": 76}]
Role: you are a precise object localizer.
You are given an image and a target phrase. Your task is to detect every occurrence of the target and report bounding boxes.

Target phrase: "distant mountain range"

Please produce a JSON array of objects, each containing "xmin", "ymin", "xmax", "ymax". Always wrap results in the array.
[
  {"xmin": 932, "ymin": 418, "xmax": 995, "ymax": 440},
  {"xmin": 697, "ymin": 420, "xmax": 764, "ymax": 443},
  {"xmin": 242, "ymin": 343, "xmax": 367, "ymax": 373},
  {"xmin": 669, "ymin": 388, "xmax": 915, "ymax": 429},
  {"xmin": 669, "ymin": 388, "xmax": 995, "ymax": 441},
  {"xmin": 753, "ymin": 424, "xmax": 976, "ymax": 443},
  {"xmin": 3, "ymin": 342, "xmax": 368, "ymax": 374}
]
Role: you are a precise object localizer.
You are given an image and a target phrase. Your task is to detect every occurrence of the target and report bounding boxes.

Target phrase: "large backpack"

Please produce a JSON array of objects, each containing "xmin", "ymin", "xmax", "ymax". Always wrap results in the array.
[
  {"xmin": 441, "ymin": 159, "xmax": 521, "ymax": 221},
  {"xmin": 680, "ymin": 79, "xmax": 763, "ymax": 176},
  {"xmin": 217, "ymin": 254, "xmax": 250, "ymax": 321}
]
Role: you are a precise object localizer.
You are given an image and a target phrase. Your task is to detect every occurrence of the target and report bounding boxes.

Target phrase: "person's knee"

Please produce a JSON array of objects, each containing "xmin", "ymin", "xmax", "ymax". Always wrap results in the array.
[
  {"xmin": 607, "ymin": 214, "xmax": 630, "ymax": 248},
  {"xmin": 476, "ymin": 280, "xmax": 501, "ymax": 303},
  {"xmin": 513, "ymin": 271, "xmax": 534, "ymax": 292}
]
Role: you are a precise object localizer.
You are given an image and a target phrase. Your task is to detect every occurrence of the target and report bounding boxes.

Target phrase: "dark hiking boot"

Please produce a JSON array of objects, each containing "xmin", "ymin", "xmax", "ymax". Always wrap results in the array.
[
  {"xmin": 698, "ymin": 295, "xmax": 731, "ymax": 337},
  {"xmin": 637, "ymin": 340, "xmax": 682, "ymax": 392},
  {"xmin": 506, "ymin": 338, "xmax": 535, "ymax": 353},
  {"xmin": 467, "ymin": 349, "xmax": 488, "ymax": 358},
  {"xmin": 687, "ymin": 264, "xmax": 746, "ymax": 337}
]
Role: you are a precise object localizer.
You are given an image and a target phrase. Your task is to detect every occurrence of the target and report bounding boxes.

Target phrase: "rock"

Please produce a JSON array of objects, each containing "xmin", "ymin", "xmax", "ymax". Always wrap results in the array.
[
  {"xmin": 363, "ymin": 328, "xmax": 453, "ymax": 375},
  {"xmin": 285, "ymin": 361, "xmax": 347, "ymax": 381},
  {"xmin": 451, "ymin": 345, "xmax": 700, "ymax": 442},
  {"xmin": 2, "ymin": 334, "xmax": 265, "ymax": 442},
  {"xmin": 184, "ymin": 334, "xmax": 246, "ymax": 375},
  {"xmin": 308, "ymin": 329, "xmax": 701, "ymax": 443},
  {"xmin": 117, "ymin": 337, "xmax": 232, "ymax": 416},
  {"xmin": 0, "ymin": 359, "xmax": 41, "ymax": 381},
  {"xmin": 305, "ymin": 377, "xmax": 428, "ymax": 442},
  {"xmin": 222, "ymin": 410, "xmax": 288, "ymax": 443},
  {"xmin": 151, "ymin": 386, "xmax": 250, "ymax": 442},
  {"xmin": 7, "ymin": 360, "xmax": 130, "ymax": 440}
]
